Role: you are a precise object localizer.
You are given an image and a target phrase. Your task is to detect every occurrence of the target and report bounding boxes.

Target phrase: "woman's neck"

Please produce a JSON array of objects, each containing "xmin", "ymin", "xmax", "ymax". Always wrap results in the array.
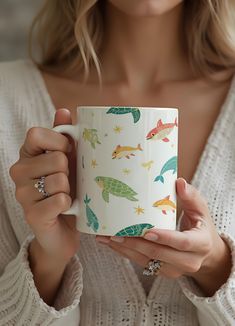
[{"xmin": 99, "ymin": 2, "xmax": 192, "ymax": 89}]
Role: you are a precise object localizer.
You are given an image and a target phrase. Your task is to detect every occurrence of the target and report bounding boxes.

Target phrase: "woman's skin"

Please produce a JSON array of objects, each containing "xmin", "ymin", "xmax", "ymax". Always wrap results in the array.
[{"xmin": 10, "ymin": 0, "xmax": 233, "ymax": 305}]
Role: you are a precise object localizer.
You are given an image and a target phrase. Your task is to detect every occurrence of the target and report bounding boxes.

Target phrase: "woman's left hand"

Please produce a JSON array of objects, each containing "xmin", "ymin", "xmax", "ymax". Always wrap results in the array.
[{"xmin": 96, "ymin": 178, "xmax": 232, "ymax": 295}]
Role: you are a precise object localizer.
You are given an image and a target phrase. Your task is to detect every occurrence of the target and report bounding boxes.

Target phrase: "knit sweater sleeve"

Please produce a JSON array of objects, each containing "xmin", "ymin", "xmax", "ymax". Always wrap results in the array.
[
  {"xmin": 0, "ymin": 61, "xmax": 83, "ymax": 325},
  {"xmin": 178, "ymin": 232, "xmax": 235, "ymax": 326},
  {"xmin": 0, "ymin": 198, "xmax": 83, "ymax": 325}
]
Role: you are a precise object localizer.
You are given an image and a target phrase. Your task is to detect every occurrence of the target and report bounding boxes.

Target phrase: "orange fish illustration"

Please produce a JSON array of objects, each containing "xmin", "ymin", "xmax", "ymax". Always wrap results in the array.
[
  {"xmin": 146, "ymin": 118, "xmax": 178, "ymax": 142},
  {"xmin": 153, "ymin": 195, "xmax": 176, "ymax": 215},
  {"xmin": 112, "ymin": 144, "xmax": 143, "ymax": 159}
]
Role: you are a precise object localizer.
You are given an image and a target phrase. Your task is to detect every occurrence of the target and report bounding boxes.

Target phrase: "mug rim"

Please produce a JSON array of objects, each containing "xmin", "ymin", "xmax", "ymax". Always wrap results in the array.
[{"xmin": 77, "ymin": 106, "xmax": 178, "ymax": 111}]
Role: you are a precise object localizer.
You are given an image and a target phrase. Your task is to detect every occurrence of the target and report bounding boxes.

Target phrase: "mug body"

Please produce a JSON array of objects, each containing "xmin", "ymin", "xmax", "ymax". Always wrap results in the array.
[{"xmin": 77, "ymin": 106, "xmax": 178, "ymax": 236}]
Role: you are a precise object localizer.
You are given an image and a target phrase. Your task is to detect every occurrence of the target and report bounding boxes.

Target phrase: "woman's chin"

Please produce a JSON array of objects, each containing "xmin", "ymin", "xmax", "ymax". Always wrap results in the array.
[{"xmin": 108, "ymin": 0, "xmax": 183, "ymax": 17}]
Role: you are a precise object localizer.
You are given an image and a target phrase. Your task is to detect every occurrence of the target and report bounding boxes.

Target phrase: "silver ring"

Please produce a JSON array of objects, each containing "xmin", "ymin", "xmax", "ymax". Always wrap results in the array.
[
  {"xmin": 143, "ymin": 259, "xmax": 163, "ymax": 276},
  {"xmin": 34, "ymin": 176, "xmax": 50, "ymax": 198}
]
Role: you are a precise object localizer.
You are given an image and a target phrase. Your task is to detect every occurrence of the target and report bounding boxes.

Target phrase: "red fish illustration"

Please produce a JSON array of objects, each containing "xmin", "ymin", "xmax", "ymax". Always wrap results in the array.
[{"xmin": 146, "ymin": 118, "xmax": 178, "ymax": 142}]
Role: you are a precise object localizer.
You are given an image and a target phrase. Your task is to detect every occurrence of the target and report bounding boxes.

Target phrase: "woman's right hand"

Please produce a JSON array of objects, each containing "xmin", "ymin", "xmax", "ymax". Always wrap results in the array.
[{"xmin": 9, "ymin": 109, "xmax": 80, "ymax": 268}]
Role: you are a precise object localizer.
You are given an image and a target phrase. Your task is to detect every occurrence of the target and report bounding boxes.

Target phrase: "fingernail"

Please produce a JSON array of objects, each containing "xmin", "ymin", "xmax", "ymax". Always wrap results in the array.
[
  {"xmin": 182, "ymin": 179, "xmax": 188, "ymax": 193},
  {"xmin": 144, "ymin": 233, "xmax": 158, "ymax": 241},
  {"xmin": 96, "ymin": 236, "xmax": 110, "ymax": 244},
  {"xmin": 196, "ymin": 218, "xmax": 204, "ymax": 228},
  {"xmin": 110, "ymin": 236, "xmax": 125, "ymax": 243}
]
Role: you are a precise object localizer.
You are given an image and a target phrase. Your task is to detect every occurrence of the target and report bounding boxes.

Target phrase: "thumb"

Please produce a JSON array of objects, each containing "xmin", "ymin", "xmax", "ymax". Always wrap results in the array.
[
  {"xmin": 53, "ymin": 108, "xmax": 72, "ymax": 127},
  {"xmin": 176, "ymin": 178, "xmax": 209, "ymax": 217}
]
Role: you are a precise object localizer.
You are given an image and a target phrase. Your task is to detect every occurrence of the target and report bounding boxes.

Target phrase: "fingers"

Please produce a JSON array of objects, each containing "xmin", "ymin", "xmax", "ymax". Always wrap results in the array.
[
  {"xmin": 20, "ymin": 109, "xmax": 72, "ymax": 159},
  {"xmin": 110, "ymin": 236, "xmax": 190, "ymax": 264},
  {"xmin": 25, "ymin": 193, "xmax": 72, "ymax": 233},
  {"xmin": 10, "ymin": 151, "xmax": 69, "ymax": 183},
  {"xmin": 176, "ymin": 178, "xmax": 209, "ymax": 217},
  {"xmin": 20, "ymin": 127, "xmax": 70, "ymax": 158},
  {"xmin": 99, "ymin": 239, "xmax": 184, "ymax": 279},
  {"xmin": 108, "ymin": 242, "xmax": 148, "ymax": 266},
  {"xmin": 15, "ymin": 172, "xmax": 70, "ymax": 207},
  {"xmin": 143, "ymin": 226, "xmax": 208, "ymax": 252},
  {"xmin": 99, "ymin": 236, "xmax": 202, "ymax": 275}
]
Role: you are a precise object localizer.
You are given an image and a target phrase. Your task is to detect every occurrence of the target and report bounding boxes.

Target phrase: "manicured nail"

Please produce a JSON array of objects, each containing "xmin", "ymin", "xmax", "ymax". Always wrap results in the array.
[
  {"xmin": 144, "ymin": 233, "xmax": 158, "ymax": 242},
  {"xmin": 110, "ymin": 236, "xmax": 125, "ymax": 243},
  {"xmin": 196, "ymin": 218, "xmax": 204, "ymax": 228},
  {"xmin": 182, "ymin": 178, "xmax": 188, "ymax": 193},
  {"xmin": 96, "ymin": 236, "xmax": 110, "ymax": 244}
]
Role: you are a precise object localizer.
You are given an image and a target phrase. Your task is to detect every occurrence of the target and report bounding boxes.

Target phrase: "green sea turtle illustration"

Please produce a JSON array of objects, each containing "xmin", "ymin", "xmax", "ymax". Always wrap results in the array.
[
  {"xmin": 115, "ymin": 223, "xmax": 154, "ymax": 236},
  {"xmin": 84, "ymin": 194, "xmax": 99, "ymax": 232},
  {"xmin": 154, "ymin": 156, "xmax": 177, "ymax": 183},
  {"xmin": 95, "ymin": 176, "xmax": 138, "ymax": 203},
  {"xmin": 82, "ymin": 128, "xmax": 101, "ymax": 149},
  {"xmin": 106, "ymin": 107, "xmax": 141, "ymax": 123}
]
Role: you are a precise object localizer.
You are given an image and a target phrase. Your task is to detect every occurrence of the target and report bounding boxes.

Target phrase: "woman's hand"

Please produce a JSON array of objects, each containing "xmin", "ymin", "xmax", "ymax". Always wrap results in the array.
[
  {"xmin": 10, "ymin": 109, "xmax": 80, "ymax": 266},
  {"xmin": 10, "ymin": 108, "xmax": 80, "ymax": 304},
  {"xmin": 96, "ymin": 178, "xmax": 232, "ymax": 296}
]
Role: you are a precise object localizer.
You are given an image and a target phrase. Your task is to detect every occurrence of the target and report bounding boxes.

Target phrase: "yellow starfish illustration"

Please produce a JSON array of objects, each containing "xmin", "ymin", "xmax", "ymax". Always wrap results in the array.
[
  {"xmin": 91, "ymin": 159, "xmax": 98, "ymax": 168},
  {"xmin": 142, "ymin": 160, "xmax": 154, "ymax": 171},
  {"xmin": 134, "ymin": 205, "xmax": 145, "ymax": 215},
  {"xmin": 122, "ymin": 168, "xmax": 131, "ymax": 175},
  {"xmin": 113, "ymin": 125, "xmax": 123, "ymax": 134},
  {"xmin": 102, "ymin": 225, "xmax": 107, "ymax": 230}
]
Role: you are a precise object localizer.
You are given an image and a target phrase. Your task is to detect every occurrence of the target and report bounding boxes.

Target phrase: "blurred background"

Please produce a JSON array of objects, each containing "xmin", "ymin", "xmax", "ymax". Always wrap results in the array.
[{"xmin": 0, "ymin": 0, "xmax": 41, "ymax": 61}]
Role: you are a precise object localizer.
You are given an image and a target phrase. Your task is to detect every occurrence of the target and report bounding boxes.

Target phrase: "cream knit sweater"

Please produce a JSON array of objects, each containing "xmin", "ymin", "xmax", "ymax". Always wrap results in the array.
[{"xmin": 0, "ymin": 60, "xmax": 235, "ymax": 326}]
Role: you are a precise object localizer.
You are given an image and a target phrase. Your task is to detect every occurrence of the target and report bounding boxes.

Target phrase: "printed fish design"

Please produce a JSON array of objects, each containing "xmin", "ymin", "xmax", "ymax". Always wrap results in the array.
[
  {"xmin": 84, "ymin": 194, "xmax": 99, "ymax": 232},
  {"xmin": 112, "ymin": 144, "xmax": 143, "ymax": 159},
  {"xmin": 154, "ymin": 156, "xmax": 177, "ymax": 183},
  {"xmin": 95, "ymin": 176, "xmax": 138, "ymax": 203},
  {"xmin": 153, "ymin": 195, "xmax": 176, "ymax": 215},
  {"xmin": 82, "ymin": 128, "xmax": 101, "ymax": 149},
  {"xmin": 115, "ymin": 223, "xmax": 154, "ymax": 237},
  {"xmin": 106, "ymin": 107, "xmax": 141, "ymax": 123},
  {"xmin": 146, "ymin": 118, "xmax": 178, "ymax": 142}
]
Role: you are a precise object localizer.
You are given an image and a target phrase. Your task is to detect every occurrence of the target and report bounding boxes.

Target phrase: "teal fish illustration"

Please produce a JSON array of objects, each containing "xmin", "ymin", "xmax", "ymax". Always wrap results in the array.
[
  {"xmin": 82, "ymin": 128, "xmax": 101, "ymax": 149},
  {"xmin": 154, "ymin": 156, "xmax": 177, "ymax": 183},
  {"xmin": 115, "ymin": 223, "xmax": 154, "ymax": 236},
  {"xmin": 106, "ymin": 107, "xmax": 141, "ymax": 123},
  {"xmin": 95, "ymin": 176, "xmax": 138, "ymax": 203},
  {"xmin": 84, "ymin": 194, "xmax": 99, "ymax": 232}
]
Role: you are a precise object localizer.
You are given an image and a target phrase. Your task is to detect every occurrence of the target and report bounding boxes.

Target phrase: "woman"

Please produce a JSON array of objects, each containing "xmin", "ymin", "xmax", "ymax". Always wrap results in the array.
[{"xmin": 0, "ymin": 0, "xmax": 235, "ymax": 325}]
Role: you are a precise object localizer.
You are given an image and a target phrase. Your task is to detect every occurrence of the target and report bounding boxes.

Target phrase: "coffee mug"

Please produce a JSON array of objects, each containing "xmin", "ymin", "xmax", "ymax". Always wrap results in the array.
[{"xmin": 53, "ymin": 106, "xmax": 178, "ymax": 236}]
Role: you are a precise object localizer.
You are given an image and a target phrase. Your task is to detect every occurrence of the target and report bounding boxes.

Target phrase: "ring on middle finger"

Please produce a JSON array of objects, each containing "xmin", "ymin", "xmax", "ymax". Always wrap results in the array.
[
  {"xmin": 143, "ymin": 259, "xmax": 164, "ymax": 276},
  {"xmin": 34, "ymin": 176, "xmax": 50, "ymax": 198}
]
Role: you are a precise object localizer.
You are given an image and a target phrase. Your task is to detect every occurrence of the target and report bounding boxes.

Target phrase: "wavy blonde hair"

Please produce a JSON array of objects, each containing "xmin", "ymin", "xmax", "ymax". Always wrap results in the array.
[{"xmin": 29, "ymin": 0, "xmax": 235, "ymax": 79}]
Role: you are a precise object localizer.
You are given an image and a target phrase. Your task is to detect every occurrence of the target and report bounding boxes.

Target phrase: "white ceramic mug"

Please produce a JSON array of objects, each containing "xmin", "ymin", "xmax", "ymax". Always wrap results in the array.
[{"xmin": 53, "ymin": 106, "xmax": 178, "ymax": 236}]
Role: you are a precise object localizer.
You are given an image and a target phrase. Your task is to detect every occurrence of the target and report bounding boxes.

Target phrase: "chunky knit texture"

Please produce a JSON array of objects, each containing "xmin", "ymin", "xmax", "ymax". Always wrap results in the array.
[{"xmin": 0, "ymin": 60, "xmax": 235, "ymax": 326}]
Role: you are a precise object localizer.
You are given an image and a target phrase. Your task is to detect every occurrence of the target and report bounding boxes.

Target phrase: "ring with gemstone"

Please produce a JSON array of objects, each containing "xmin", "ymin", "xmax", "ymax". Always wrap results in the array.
[
  {"xmin": 34, "ymin": 176, "xmax": 50, "ymax": 198},
  {"xmin": 143, "ymin": 259, "xmax": 163, "ymax": 276}
]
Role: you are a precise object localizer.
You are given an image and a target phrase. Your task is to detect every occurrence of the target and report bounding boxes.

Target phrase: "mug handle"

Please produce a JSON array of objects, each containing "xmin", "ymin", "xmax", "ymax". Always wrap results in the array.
[{"xmin": 52, "ymin": 124, "xmax": 80, "ymax": 216}]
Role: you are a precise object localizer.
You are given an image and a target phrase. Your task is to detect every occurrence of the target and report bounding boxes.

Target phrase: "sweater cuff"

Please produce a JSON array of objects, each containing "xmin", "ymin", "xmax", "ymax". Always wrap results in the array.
[
  {"xmin": 178, "ymin": 232, "xmax": 235, "ymax": 325},
  {"xmin": 0, "ymin": 235, "xmax": 83, "ymax": 325}
]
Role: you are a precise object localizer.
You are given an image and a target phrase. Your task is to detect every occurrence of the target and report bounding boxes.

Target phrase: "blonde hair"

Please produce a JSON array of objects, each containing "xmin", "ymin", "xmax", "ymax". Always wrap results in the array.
[{"xmin": 29, "ymin": 0, "xmax": 235, "ymax": 79}]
